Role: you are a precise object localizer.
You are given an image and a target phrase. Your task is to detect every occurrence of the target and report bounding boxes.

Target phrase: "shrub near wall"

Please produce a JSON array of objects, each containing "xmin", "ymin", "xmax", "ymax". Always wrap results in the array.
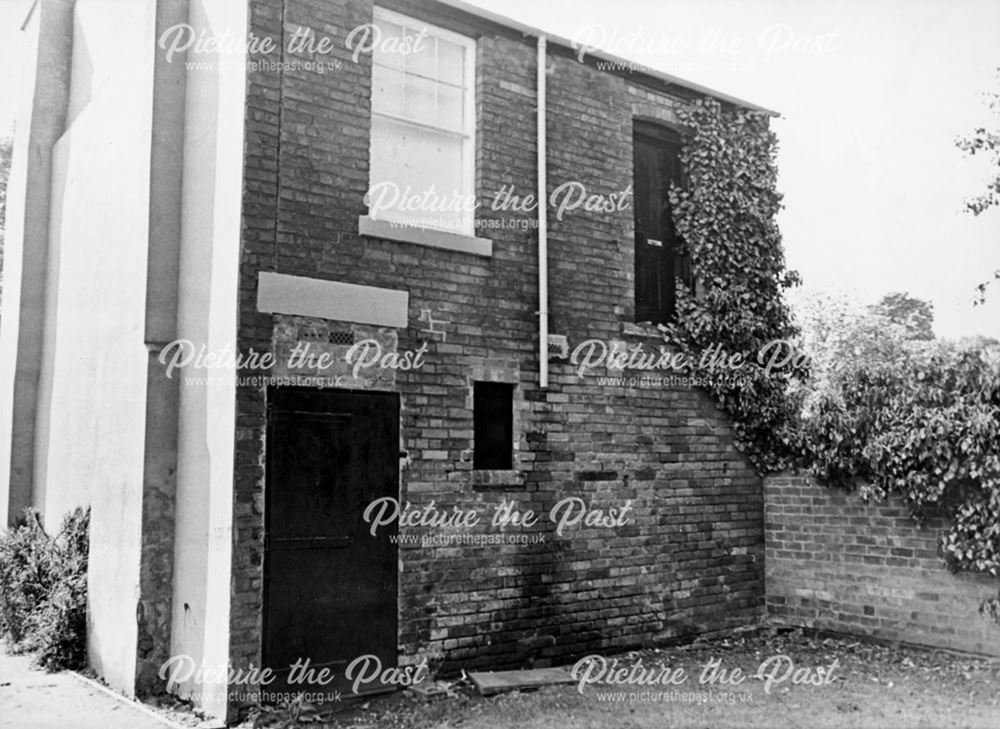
[{"xmin": 0, "ymin": 507, "xmax": 90, "ymax": 670}]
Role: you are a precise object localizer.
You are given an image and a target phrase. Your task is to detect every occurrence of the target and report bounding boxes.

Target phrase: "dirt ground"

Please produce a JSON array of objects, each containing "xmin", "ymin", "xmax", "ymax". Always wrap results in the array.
[
  {"xmin": 5, "ymin": 629, "xmax": 999, "ymax": 728},
  {"xmin": 241, "ymin": 629, "xmax": 1000, "ymax": 729}
]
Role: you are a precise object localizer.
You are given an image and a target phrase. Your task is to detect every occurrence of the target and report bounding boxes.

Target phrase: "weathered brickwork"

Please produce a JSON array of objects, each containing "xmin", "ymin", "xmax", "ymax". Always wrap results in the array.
[
  {"xmin": 231, "ymin": 0, "xmax": 766, "ymax": 702},
  {"xmin": 765, "ymin": 473, "xmax": 1000, "ymax": 656}
]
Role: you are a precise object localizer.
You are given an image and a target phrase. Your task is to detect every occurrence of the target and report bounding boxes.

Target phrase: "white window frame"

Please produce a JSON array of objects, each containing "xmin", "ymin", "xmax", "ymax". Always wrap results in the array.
[{"xmin": 367, "ymin": 6, "xmax": 478, "ymax": 238}]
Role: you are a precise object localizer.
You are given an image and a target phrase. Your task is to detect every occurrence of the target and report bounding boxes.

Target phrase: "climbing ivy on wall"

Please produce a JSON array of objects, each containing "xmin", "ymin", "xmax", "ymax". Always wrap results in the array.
[
  {"xmin": 658, "ymin": 99, "xmax": 1000, "ymax": 602},
  {"xmin": 659, "ymin": 97, "xmax": 804, "ymax": 473},
  {"xmin": 804, "ymin": 343, "xmax": 1000, "ymax": 577}
]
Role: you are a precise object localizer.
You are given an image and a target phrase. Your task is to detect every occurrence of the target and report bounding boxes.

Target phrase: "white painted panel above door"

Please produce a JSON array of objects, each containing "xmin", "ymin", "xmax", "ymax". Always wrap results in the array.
[{"xmin": 256, "ymin": 272, "xmax": 409, "ymax": 328}]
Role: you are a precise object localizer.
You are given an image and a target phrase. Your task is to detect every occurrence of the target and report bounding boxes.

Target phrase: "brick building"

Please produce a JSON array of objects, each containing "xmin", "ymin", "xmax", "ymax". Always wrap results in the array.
[{"xmin": 0, "ymin": 0, "xmax": 773, "ymax": 722}]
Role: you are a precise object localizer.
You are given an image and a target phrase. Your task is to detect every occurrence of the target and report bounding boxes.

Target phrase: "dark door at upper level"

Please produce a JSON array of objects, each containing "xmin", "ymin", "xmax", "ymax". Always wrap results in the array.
[
  {"xmin": 263, "ymin": 387, "xmax": 399, "ymax": 697},
  {"xmin": 633, "ymin": 123, "xmax": 690, "ymax": 325}
]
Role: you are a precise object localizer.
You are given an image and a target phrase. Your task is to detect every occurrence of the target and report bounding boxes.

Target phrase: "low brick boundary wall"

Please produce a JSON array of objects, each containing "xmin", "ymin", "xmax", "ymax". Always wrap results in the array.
[{"xmin": 765, "ymin": 473, "xmax": 1000, "ymax": 656}]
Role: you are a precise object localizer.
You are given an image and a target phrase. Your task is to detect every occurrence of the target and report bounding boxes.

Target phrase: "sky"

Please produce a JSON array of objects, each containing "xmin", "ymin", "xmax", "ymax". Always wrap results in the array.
[
  {"xmin": 0, "ymin": 1, "xmax": 29, "ymax": 127},
  {"xmin": 1, "ymin": 0, "xmax": 998, "ymax": 339},
  {"xmin": 460, "ymin": 0, "xmax": 1000, "ymax": 340}
]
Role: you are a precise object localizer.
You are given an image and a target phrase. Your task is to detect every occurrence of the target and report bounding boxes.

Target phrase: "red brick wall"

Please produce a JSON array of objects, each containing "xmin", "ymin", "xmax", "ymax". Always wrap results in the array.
[
  {"xmin": 231, "ymin": 0, "xmax": 766, "ymax": 692},
  {"xmin": 765, "ymin": 473, "xmax": 1000, "ymax": 656}
]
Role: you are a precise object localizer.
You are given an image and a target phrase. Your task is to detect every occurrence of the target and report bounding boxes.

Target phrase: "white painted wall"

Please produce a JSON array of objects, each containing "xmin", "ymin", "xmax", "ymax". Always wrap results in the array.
[
  {"xmin": 35, "ymin": 0, "xmax": 158, "ymax": 695},
  {"xmin": 168, "ymin": 0, "xmax": 245, "ymax": 719},
  {"xmin": 3, "ymin": 0, "xmax": 244, "ymax": 713},
  {"xmin": 0, "ymin": 0, "xmax": 73, "ymax": 529}
]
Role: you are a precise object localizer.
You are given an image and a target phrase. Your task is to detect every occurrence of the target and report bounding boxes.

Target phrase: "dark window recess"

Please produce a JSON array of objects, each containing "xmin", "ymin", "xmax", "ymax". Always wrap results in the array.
[
  {"xmin": 473, "ymin": 382, "xmax": 514, "ymax": 470},
  {"xmin": 633, "ymin": 122, "xmax": 693, "ymax": 325}
]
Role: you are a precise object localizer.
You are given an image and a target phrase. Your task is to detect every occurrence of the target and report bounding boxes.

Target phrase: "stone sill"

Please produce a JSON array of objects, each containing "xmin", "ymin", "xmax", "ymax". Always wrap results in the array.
[
  {"xmin": 620, "ymin": 321, "xmax": 668, "ymax": 339},
  {"xmin": 358, "ymin": 215, "xmax": 493, "ymax": 257},
  {"xmin": 471, "ymin": 469, "xmax": 526, "ymax": 491}
]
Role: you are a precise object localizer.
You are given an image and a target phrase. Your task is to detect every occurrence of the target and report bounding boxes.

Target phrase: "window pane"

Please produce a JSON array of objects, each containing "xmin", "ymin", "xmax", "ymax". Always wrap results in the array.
[
  {"xmin": 369, "ymin": 117, "xmax": 395, "ymax": 198},
  {"xmin": 437, "ymin": 84, "xmax": 463, "ymax": 131},
  {"xmin": 406, "ymin": 30, "xmax": 436, "ymax": 78},
  {"xmin": 373, "ymin": 21, "xmax": 405, "ymax": 71},
  {"xmin": 437, "ymin": 39, "xmax": 465, "ymax": 86},
  {"xmin": 371, "ymin": 65, "xmax": 403, "ymax": 116},
  {"xmin": 368, "ymin": 13, "xmax": 475, "ymax": 235},
  {"xmin": 403, "ymin": 75, "xmax": 436, "ymax": 126},
  {"xmin": 369, "ymin": 117, "xmax": 468, "ymax": 231}
]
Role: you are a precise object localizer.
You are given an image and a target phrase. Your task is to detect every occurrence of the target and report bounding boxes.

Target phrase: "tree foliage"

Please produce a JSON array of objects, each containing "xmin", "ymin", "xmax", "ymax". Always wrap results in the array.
[
  {"xmin": 1, "ymin": 135, "xmax": 11, "ymax": 303},
  {"xmin": 956, "ymin": 69, "xmax": 1000, "ymax": 217},
  {"xmin": 872, "ymin": 292, "xmax": 935, "ymax": 341},
  {"xmin": 789, "ymin": 289, "xmax": 915, "ymax": 416},
  {"xmin": 956, "ymin": 68, "xmax": 1000, "ymax": 304},
  {"xmin": 0, "ymin": 136, "xmax": 10, "ymax": 223}
]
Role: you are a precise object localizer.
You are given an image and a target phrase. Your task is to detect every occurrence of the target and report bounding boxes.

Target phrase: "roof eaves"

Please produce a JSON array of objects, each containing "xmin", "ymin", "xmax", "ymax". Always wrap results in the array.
[{"xmin": 431, "ymin": 0, "xmax": 779, "ymax": 116}]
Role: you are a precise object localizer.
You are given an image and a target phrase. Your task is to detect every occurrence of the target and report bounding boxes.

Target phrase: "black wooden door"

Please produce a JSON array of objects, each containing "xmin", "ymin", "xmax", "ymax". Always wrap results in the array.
[
  {"xmin": 263, "ymin": 387, "xmax": 399, "ymax": 697},
  {"xmin": 633, "ymin": 125, "xmax": 687, "ymax": 325}
]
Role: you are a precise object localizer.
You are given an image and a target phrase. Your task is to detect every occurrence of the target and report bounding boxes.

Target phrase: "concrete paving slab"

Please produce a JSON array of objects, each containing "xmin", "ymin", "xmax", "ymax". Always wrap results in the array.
[{"xmin": 0, "ymin": 650, "xmax": 173, "ymax": 729}]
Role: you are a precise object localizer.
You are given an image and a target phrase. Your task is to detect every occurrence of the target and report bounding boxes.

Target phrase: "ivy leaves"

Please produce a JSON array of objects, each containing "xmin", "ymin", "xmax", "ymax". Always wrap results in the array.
[
  {"xmin": 664, "ymin": 98, "xmax": 1000, "ymax": 587},
  {"xmin": 806, "ymin": 342, "xmax": 1000, "ymax": 576},
  {"xmin": 662, "ymin": 98, "xmax": 803, "ymax": 472}
]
